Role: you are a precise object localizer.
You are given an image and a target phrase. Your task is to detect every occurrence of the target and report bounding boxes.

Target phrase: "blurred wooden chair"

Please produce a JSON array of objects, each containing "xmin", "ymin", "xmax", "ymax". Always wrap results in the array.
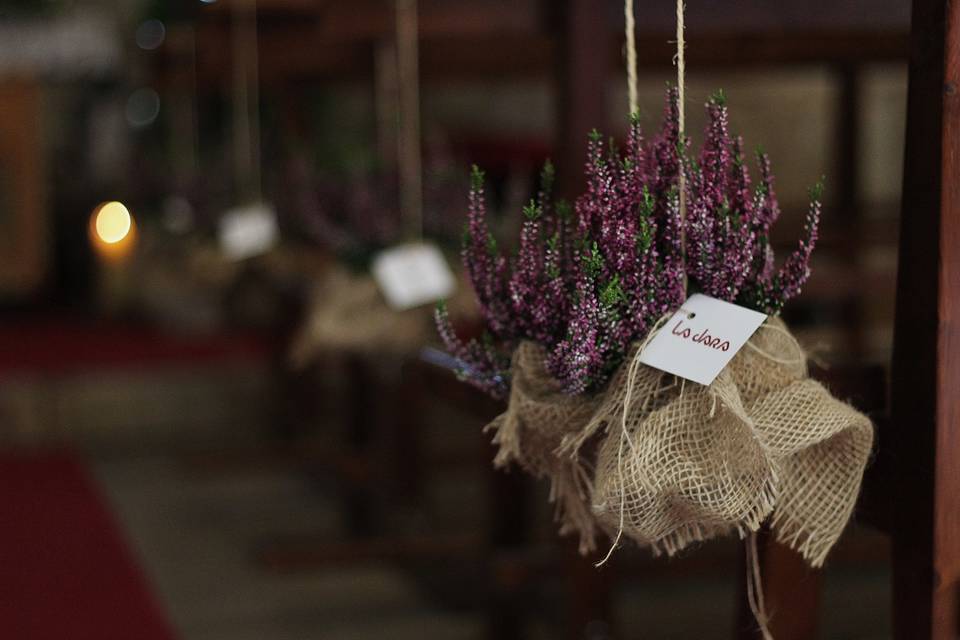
[{"xmin": 743, "ymin": 0, "xmax": 960, "ymax": 637}]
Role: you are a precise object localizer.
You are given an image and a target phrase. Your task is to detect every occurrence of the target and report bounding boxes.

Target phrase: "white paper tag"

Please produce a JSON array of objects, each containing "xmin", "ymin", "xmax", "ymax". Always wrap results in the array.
[
  {"xmin": 218, "ymin": 202, "xmax": 279, "ymax": 261},
  {"xmin": 638, "ymin": 293, "xmax": 767, "ymax": 386},
  {"xmin": 372, "ymin": 242, "xmax": 456, "ymax": 311}
]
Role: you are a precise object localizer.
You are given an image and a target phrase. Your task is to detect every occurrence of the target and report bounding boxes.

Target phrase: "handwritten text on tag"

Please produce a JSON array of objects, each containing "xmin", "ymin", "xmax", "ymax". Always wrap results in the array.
[{"xmin": 638, "ymin": 293, "xmax": 767, "ymax": 385}]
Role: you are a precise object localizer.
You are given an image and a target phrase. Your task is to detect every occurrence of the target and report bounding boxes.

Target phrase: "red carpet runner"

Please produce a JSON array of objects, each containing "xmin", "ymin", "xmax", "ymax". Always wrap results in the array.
[{"xmin": 0, "ymin": 451, "xmax": 178, "ymax": 640}]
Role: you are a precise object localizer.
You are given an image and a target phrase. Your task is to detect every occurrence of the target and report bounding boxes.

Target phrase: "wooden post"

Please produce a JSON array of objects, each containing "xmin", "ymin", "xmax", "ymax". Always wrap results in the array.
[
  {"xmin": 343, "ymin": 353, "xmax": 376, "ymax": 536},
  {"xmin": 891, "ymin": 0, "xmax": 960, "ymax": 636},
  {"xmin": 835, "ymin": 65, "xmax": 866, "ymax": 360},
  {"xmin": 396, "ymin": 0, "xmax": 423, "ymax": 239}
]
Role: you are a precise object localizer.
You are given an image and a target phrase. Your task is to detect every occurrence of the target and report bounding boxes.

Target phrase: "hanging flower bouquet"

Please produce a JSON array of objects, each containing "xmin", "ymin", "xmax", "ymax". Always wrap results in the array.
[
  {"xmin": 436, "ymin": 88, "xmax": 873, "ymax": 569},
  {"xmin": 283, "ymin": 157, "xmax": 478, "ymax": 364}
]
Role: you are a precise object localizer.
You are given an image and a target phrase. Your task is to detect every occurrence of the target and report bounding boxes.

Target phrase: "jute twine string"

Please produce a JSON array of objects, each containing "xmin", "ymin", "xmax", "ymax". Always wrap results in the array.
[
  {"xmin": 624, "ymin": 0, "xmax": 638, "ymax": 115},
  {"xmin": 587, "ymin": 317, "xmax": 872, "ymax": 636},
  {"xmin": 396, "ymin": 0, "xmax": 423, "ymax": 239},
  {"xmin": 486, "ymin": 320, "xmax": 872, "ymax": 570},
  {"xmin": 614, "ymin": 4, "xmax": 772, "ymax": 632},
  {"xmin": 597, "ymin": 317, "xmax": 804, "ymax": 632},
  {"xmin": 675, "ymin": 0, "xmax": 688, "ymax": 289},
  {"xmin": 747, "ymin": 531, "xmax": 775, "ymax": 640},
  {"xmin": 595, "ymin": 312, "xmax": 672, "ymax": 567}
]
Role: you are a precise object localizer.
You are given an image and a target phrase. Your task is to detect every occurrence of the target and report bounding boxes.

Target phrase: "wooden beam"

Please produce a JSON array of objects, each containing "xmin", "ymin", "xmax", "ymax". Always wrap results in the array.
[
  {"xmin": 833, "ymin": 66, "xmax": 865, "ymax": 358},
  {"xmin": 197, "ymin": 0, "xmax": 544, "ymax": 40},
  {"xmin": 164, "ymin": 25, "xmax": 907, "ymax": 89},
  {"xmin": 891, "ymin": 0, "xmax": 960, "ymax": 636}
]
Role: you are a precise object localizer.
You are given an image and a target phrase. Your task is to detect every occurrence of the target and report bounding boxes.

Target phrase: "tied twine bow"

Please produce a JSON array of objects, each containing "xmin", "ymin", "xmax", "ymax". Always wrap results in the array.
[{"xmin": 594, "ymin": 312, "xmax": 804, "ymax": 637}]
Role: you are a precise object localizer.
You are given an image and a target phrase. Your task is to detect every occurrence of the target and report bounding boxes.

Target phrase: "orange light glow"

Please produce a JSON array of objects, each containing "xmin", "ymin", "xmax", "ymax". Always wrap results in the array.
[
  {"xmin": 95, "ymin": 201, "xmax": 131, "ymax": 243},
  {"xmin": 90, "ymin": 201, "xmax": 137, "ymax": 261}
]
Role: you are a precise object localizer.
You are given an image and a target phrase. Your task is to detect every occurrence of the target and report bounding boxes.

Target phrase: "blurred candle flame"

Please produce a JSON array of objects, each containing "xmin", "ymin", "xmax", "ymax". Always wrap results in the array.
[{"xmin": 90, "ymin": 201, "xmax": 136, "ymax": 260}]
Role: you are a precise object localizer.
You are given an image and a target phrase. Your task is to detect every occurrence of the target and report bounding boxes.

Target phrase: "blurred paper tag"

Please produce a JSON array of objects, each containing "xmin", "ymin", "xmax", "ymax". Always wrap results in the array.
[
  {"xmin": 372, "ymin": 242, "xmax": 455, "ymax": 311},
  {"xmin": 639, "ymin": 293, "xmax": 767, "ymax": 385},
  {"xmin": 218, "ymin": 202, "xmax": 278, "ymax": 260}
]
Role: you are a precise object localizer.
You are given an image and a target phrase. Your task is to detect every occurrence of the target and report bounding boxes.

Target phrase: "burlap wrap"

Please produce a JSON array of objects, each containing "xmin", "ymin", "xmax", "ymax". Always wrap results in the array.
[
  {"xmin": 290, "ymin": 265, "xmax": 477, "ymax": 365},
  {"xmin": 488, "ymin": 318, "xmax": 874, "ymax": 567},
  {"xmin": 487, "ymin": 341, "xmax": 602, "ymax": 553}
]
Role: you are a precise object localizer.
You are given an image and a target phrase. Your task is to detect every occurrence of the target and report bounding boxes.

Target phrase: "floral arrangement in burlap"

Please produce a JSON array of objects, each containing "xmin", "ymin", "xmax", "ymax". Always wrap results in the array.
[
  {"xmin": 289, "ymin": 262, "xmax": 476, "ymax": 364},
  {"xmin": 436, "ymin": 89, "xmax": 873, "ymax": 572}
]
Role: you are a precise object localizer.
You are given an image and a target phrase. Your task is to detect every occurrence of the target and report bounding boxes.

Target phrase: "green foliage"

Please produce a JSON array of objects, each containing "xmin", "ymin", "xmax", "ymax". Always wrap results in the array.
[
  {"xmin": 600, "ymin": 275, "xmax": 626, "ymax": 309},
  {"xmin": 470, "ymin": 165, "xmax": 485, "ymax": 191},
  {"xmin": 809, "ymin": 178, "xmax": 825, "ymax": 201},
  {"xmin": 583, "ymin": 241, "xmax": 605, "ymax": 279},
  {"xmin": 523, "ymin": 199, "xmax": 541, "ymax": 221},
  {"xmin": 540, "ymin": 160, "xmax": 555, "ymax": 194},
  {"xmin": 487, "ymin": 233, "xmax": 498, "ymax": 256}
]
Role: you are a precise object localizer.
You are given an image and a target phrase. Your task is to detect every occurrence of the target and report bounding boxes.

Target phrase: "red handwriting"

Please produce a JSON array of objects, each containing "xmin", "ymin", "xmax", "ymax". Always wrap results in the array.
[{"xmin": 671, "ymin": 320, "xmax": 731, "ymax": 352}]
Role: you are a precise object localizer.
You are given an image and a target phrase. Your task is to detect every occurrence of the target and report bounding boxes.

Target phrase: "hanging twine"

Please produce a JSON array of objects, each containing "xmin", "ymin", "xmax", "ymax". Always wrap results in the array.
[
  {"xmin": 675, "ymin": 1, "xmax": 686, "ymax": 144},
  {"xmin": 747, "ymin": 532, "xmax": 775, "ymax": 640},
  {"xmin": 624, "ymin": 0, "xmax": 638, "ymax": 116},
  {"xmin": 231, "ymin": 0, "xmax": 262, "ymax": 203},
  {"xmin": 604, "ymin": 3, "xmax": 774, "ymax": 636},
  {"xmin": 595, "ymin": 312, "xmax": 672, "ymax": 567},
  {"xmin": 396, "ymin": 0, "xmax": 423, "ymax": 239},
  {"xmin": 679, "ymin": 7, "xmax": 774, "ymax": 635},
  {"xmin": 675, "ymin": 0, "xmax": 688, "ymax": 295},
  {"xmin": 597, "ymin": 4, "xmax": 691, "ymax": 568}
]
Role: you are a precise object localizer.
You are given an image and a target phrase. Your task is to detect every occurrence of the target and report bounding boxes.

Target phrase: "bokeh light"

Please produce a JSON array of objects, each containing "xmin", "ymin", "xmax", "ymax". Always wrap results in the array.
[
  {"xmin": 94, "ymin": 201, "xmax": 132, "ymax": 244},
  {"xmin": 126, "ymin": 88, "xmax": 160, "ymax": 128},
  {"xmin": 89, "ymin": 201, "xmax": 137, "ymax": 262},
  {"xmin": 135, "ymin": 19, "xmax": 166, "ymax": 50}
]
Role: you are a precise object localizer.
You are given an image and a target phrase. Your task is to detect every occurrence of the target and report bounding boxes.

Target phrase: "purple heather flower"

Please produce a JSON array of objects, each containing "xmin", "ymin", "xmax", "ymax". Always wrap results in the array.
[
  {"xmin": 748, "ymin": 150, "xmax": 781, "ymax": 285},
  {"xmin": 434, "ymin": 301, "xmax": 511, "ymax": 400},
  {"xmin": 547, "ymin": 267, "xmax": 605, "ymax": 395},
  {"xmin": 463, "ymin": 166, "xmax": 513, "ymax": 337},
  {"xmin": 686, "ymin": 92, "xmax": 820, "ymax": 312},
  {"xmin": 442, "ymin": 87, "xmax": 822, "ymax": 399},
  {"xmin": 509, "ymin": 199, "xmax": 546, "ymax": 338},
  {"xmin": 686, "ymin": 92, "xmax": 755, "ymax": 301},
  {"xmin": 742, "ymin": 183, "xmax": 822, "ymax": 313}
]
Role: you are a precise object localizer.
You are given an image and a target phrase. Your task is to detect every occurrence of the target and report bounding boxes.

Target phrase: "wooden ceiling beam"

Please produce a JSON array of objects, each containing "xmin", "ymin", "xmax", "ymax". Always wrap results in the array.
[{"xmin": 166, "ymin": 27, "xmax": 906, "ymax": 89}]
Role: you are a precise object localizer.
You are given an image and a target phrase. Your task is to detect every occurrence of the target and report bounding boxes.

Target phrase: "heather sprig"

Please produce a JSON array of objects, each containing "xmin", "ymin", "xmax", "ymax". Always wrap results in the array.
[
  {"xmin": 435, "ymin": 300, "xmax": 511, "ymax": 399},
  {"xmin": 462, "ymin": 165, "xmax": 513, "ymax": 337},
  {"xmin": 542, "ymin": 92, "xmax": 687, "ymax": 393},
  {"xmin": 686, "ymin": 93, "xmax": 822, "ymax": 314},
  {"xmin": 686, "ymin": 92, "xmax": 755, "ymax": 302},
  {"xmin": 507, "ymin": 161, "xmax": 569, "ymax": 345},
  {"xmin": 738, "ymin": 181, "xmax": 823, "ymax": 313}
]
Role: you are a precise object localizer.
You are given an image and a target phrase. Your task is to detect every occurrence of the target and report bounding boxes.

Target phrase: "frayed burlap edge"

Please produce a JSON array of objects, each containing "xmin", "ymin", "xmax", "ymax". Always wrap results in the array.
[
  {"xmin": 485, "ymin": 319, "xmax": 873, "ymax": 568},
  {"xmin": 589, "ymin": 318, "xmax": 873, "ymax": 567},
  {"xmin": 485, "ymin": 342, "xmax": 602, "ymax": 553}
]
